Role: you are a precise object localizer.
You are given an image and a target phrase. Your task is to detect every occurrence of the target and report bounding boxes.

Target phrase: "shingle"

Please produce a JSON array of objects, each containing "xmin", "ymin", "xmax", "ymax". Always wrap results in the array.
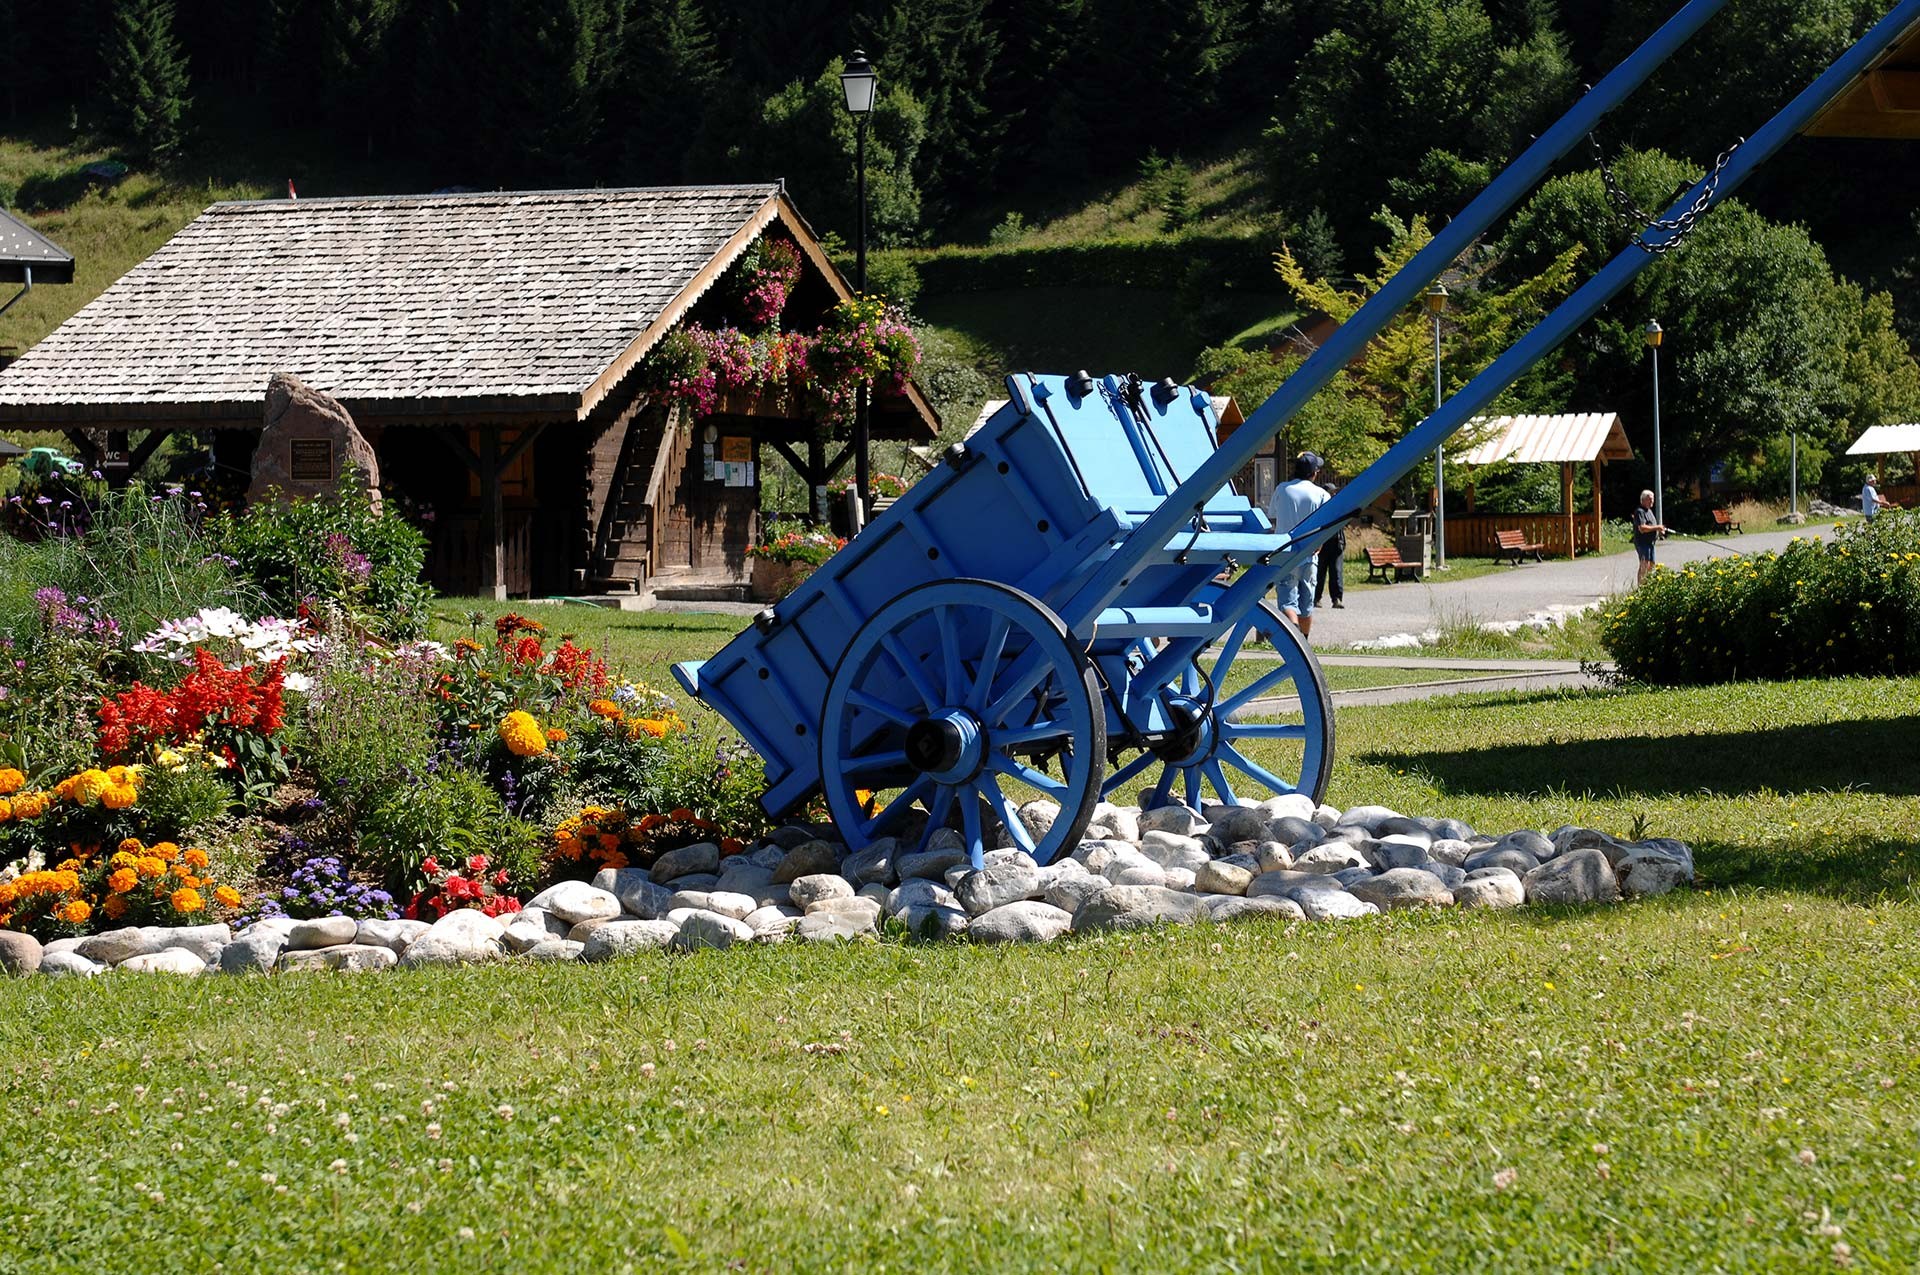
[{"xmin": 0, "ymin": 185, "xmax": 780, "ymax": 417}]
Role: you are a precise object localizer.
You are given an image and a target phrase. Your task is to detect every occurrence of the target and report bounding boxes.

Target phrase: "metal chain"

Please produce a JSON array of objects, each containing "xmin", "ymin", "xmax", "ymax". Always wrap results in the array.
[{"xmin": 1586, "ymin": 131, "xmax": 1743, "ymax": 255}]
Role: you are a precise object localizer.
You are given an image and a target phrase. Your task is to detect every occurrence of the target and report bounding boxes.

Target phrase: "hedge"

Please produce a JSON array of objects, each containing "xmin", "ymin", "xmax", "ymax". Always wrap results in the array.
[
  {"xmin": 1600, "ymin": 510, "xmax": 1920, "ymax": 684},
  {"xmin": 878, "ymin": 234, "xmax": 1279, "ymax": 296}
]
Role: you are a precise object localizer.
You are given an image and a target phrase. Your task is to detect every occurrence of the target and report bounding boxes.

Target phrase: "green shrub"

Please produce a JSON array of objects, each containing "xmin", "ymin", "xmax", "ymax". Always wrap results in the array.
[
  {"xmin": 135, "ymin": 763, "xmax": 234, "ymax": 841},
  {"xmin": 356, "ymin": 767, "xmax": 509, "ymax": 893},
  {"xmin": 217, "ymin": 474, "xmax": 434, "ymax": 639},
  {"xmin": 881, "ymin": 232, "xmax": 1274, "ymax": 295},
  {"xmin": 1601, "ymin": 511, "xmax": 1920, "ymax": 683},
  {"xmin": 297, "ymin": 644, "xmax": 439, "ymax": 820}
]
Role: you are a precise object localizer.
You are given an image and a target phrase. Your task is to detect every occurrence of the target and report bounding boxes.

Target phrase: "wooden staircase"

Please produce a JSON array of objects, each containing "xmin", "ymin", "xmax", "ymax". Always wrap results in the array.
[{"xmin": 582, "ymin": 406, "xmax": 677, "ymax": 594}]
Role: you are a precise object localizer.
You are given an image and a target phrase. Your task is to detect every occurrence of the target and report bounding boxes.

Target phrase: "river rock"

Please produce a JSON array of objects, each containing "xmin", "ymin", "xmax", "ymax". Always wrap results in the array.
[
  {"xmin": 714, "ymin": 860, "xmax": 775, "ymax": 897},
  {"xmin": 219, "ymin": 931, "xmax": 285, "ymax": 975},
  {"xmin": 840, "ymin": 838, "xmax": 895, "ymax": 886},
  {"xmin": 1523, "ymin": 848, "xmax": 1620, "ymax": 905},
  {"xmin": 527, "ymin": 939, "xmax": 585, "ymax": 963},
  {"xmin": 0, "ymin": 931, "xmax": 42, "ymax": 976},
  {"xmin": 330, "ymin": 944, "xmax": 398, "ymax": 973},
  {"xmin": 1071, "ymin": 885, "xmax": 1210, "ymax": 932},
  {"xmin": 1418, "ymin": 863, "xmax": 1467, "ymax": 890},
  {"xmin": 1463, "ymin": 847, "xmax": 1540, "ymax": 876},
  {"xmin": 357, "ymin": 918, "xmax": 431, "ymax": 952},
  {"xmin": 1348, "ymin": 867, "xmax": 1454, "ymax": 910},
  {"xmin": 1138, "ymin": 831, "xmax": 1210, "ymax": 872},
  {"xmin": 526, "ymin": 880, "xmax": 623, "ymax": 927},
  {"xmin": 581, "ymin": 920, "xmax": 680, "ymax": 961},
  {"xmin": 1269, "ymin": 816, "xmax": 1323, "ymax": 847},
  {"xmin": 1193, "ymin": 859, "xmax": 1254, "ymax": 896},
  {"xmin": 787, "ymin": 874, "xmax": 855, "ymax": 910},
  {"xmin": 1371, "ymin": 835, "xmax": 1433, "ymax": 870},
  {"xmin": 596, "ymin": 868, "xmax": 676, "ymax": 920},
  {"xmin": 119, "ymin": 947, "xmax": 207, "ymax": 975},
  {"xmin": 701, "ymin": 890, "xmax": 759, "ymax": 920},
  {"xmin": 75, "ymin": 926, "xmax": 164, "ymax": 966},
  {"xmin": 1376, "ymin": 818, "xmax": 1434, "ymax": 844},
  {"xmin": 1295, "ymin": 844, "xmax": 1370, "ymax": 874},
  {"xmin": 886, "ymin": 878, "xmax": 959, "ymax": 917},
  {"xmin": 771, "ymin": 839, "xmax": 841, "ymax": 883},
  {"xmin": 1618, "ymin": 855, "xmax": 1691, "ymax": 898},
  {"xmin": 501, "ymin": 910, "xmax": 569, "ymax": 954},
  {"xmin": 1203, "ymin": 805, "xmax": 1271, "ymax": 844},
  {"xmin": 1138, "ymin": 804, "xmax": 1203, "ymax": 837},
  {"xmin": 956, "ymin": 863, "xmax": 1045, "ymax": 915},
  {"xmin": 287, "ymin": 916, "xmax": 359, "ymax": 951},
  {"xmin": 897, "ymin": 846, "xmax": 969, "ymax": 881},
  {"xmin": 766, "ymin": 825, "xmax": 820, "ymax": 850},
  {"xmin": 1204, "ymin": 894, "xmax": 1306, "ymax": 923},
  {"xmin": 1493, "ymin": 829, "xmax": 1555, "ymax": 860},
  {"xmin": 1107, "ymin": 858, "xmax": 1170, "ymax": 888},
  {"xmin": 1334, "ymin": 865, "xmax": 1378, "ymax": 888},
  {"xmin": 804, "ymin": 896, "xmax": 883, "ymax": 927},
  {"xmin": 1015, "ymin": 800, "xmax": 1061, "ymax": 844},
  {"xmin": 1334, "ymin": 805, "xmax": 1400, "ymax": 834},
  {"xmin": 40, "ymin": 950, "xmax": 103, "ymax": 978},
  {"xmin": 673, "ymin": 910, "xmax": 754, "ymax": 951},
  {"xmin": 970, "ymin": 900, "xmax": 1073, "ymax": 944},
  {"xmin": 652, "ymin": 842, "xmax": 723, "ymax": 883},
  {"xmin": 398, "ymin": 909, "xmax": 506, "ymax": 968},
  {"xmin": 1090, "ymin": 803, "xmax": 1141, "ymax": 844},
  {"xmin": 1042, "ymin": 871, "xmax": 1111, "ymax": 913},
  {"xmin": 1298, "ymin": 890, "xmax": 1379, "ymax": 921},
  {"xmin": 1428, "ymin": 839, "xmax": 1474, "ymax": 867},
  {"xmin": 1256, "ymin": 793, "xmax": 1319, "ymax": 823},
  {"xmin": 1454, "ymin": 870, "xmax": 1524, "ymax": 910}
]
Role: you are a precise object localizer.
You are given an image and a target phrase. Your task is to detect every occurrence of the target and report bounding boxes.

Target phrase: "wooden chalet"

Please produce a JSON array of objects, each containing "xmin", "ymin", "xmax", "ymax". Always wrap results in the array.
[{"xmin": 0, "ymin": 185, "xmax": 939, "ymax": 598}]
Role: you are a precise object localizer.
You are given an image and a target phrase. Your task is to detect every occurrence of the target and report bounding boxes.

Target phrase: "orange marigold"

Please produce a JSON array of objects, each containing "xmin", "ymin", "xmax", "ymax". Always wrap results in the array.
[
  {"xmin": 214, "ymin": 885, "xmax": 242, "ymax": 908},
  {"xmin": 0, "ymin": 800, "xmax": 11, "ymax": 822},
  {"xmin": 151, "ymin": 842, "xmax": 180, "ymax": 861},
  {"xmin": 9, "ymin": 792, "xmax": 47, "ymax": 819},
  {"xmin": 0, "ymin": 767, "xmax": 23, "ymax": 795},
  {"xmin": 183, "ymin": 848, "xmax": 209, "ymax": 868},
  {"xmin": 588, "ymin": 699, "xmax": 623, "ymax": 720},
  {"xmin": 108, "ymin": 868, "xmax": 138, "ymax": 894},
  {"xmin": 102, "ymin": 895, "xmax": 129, "ymax": 920},
  {"xmin": 136, "ymin": 856, "xmax": 166, "ymax": 878},
  {"xmin": 498, "ymin": 710, "xmax": 548, "ymax": 758},
  {"xmin": 58, "ymin": 900, "xmax": 91, "ymax": 925},
  {"xmin": 118, "ymin": 837, "xmax": 145, "ymax": 854},
  {"xmin": 170, "ymin": 888, "xmax": 205, "ymax": 914}
]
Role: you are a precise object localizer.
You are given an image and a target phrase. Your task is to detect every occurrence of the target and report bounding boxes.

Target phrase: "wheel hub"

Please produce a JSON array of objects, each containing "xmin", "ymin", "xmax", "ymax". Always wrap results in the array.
[
  {"xmin": 904, "ymin": 710, "xmax": 984, "ymax": 784},
  {"xmin": 1147, "ymin": 695, "xmax": 1214, "ymax": 767}
]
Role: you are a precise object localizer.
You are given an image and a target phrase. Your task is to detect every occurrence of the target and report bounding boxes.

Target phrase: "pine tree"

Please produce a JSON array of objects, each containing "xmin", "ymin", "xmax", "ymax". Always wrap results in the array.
[
  {"xmin": 100, "ymin": 0, "xmax": 193, "ymax": 161},
  {"xmin": 320, "ymin": 0, "xmax": 403, "ymax": 156},
  {"xmin": 862, "ymin": 0, "xmax": 1006, "ymax": 224},
  {"xmin": 619, "ymin": 0, "xmax": 722, "ymax": 182}
]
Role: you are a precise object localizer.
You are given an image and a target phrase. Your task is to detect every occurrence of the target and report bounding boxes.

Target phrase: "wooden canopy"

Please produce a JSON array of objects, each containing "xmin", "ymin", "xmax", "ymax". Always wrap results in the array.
[{"xmin": 1802, "ymin": 8, "xmax": 1920, "ymax": 138}]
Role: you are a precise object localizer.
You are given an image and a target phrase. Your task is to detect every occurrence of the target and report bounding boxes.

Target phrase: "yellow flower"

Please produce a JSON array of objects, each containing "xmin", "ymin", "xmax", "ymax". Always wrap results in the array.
[
  {"xmin": 136, "ymin": 856, "xmax": 166, "ymax": 878},
  {"xmin": 151, "ymin": 842, "xmax": 179, "ymax": 862},
  {"xmin": 183, "ymin": 848, "xmax": 209, "ymax": 869},
  {"xmin": 108, "ymin": 868, "xmax": 138, "ymax": 894},
  {"xmin": 214, "ymin": 885, "xmax": 242, "ymax": 909},
  {"xmin": 70, "ymin": 769, "xmax": 111, "ymax": 805},
  {"xmin": 10, "ymin": 792, "xmax": 47, "ymax": 819},
  {"xmin": 170, "ymin": 888, "xmax": 205, "ymax": 915},
  {"xmin": 498, "ymin": 710, "xmax": 548, "ymax": 758},
  {"xmin": 0, "ymin": 768, "xmax": 23, "ymax": 796},
  {"xmin": 102, "ymin": 894, "xmax": 129, "ymax": 920},
  {"xmin": 588, "ymin": 699, "xmax": 624, "ymax": 721},
  {"xmin": 101, "ymin": 782, "xmax": 138, "ymax": 810},
  {"xmin": 58, "ymin": 900, "xmax": 91, "ymax": 925}
]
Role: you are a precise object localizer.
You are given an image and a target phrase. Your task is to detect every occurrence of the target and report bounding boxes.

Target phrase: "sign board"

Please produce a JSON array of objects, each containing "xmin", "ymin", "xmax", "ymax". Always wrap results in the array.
[
  {"xmin": 290, "ymin": 438, "xmax": 335, "ymax": 482},
  {"xmin": 720, "ymin": 436, "xmax": 751, "ymax": 464}
]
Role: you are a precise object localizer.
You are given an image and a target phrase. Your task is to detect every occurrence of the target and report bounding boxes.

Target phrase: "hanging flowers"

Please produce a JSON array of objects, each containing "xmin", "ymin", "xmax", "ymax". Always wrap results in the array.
[{"xmin": 732, "ymin": 238, "xmax": 803, "ymax": 327}]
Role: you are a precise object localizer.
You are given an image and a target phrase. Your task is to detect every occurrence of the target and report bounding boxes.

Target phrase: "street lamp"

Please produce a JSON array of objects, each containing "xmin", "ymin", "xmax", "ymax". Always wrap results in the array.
[
  {"xmin": 840, "ymin": 50, "xmax": 877, "ymax": 520},
  {"xmin": 1645, "ymin": 320, "xmax": 1664, "ymax": 526},
  {"xmin": 1425, "ymin": 282, "xmax": 1449, "ymax": 569}
]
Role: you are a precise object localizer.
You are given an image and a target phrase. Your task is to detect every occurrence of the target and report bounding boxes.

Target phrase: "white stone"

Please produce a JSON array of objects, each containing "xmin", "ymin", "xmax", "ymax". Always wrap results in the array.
[
  {"xmin": 526, "ymin": 939, "xmax": 586, "ymax": 963},
  {"xmin": 1618, "ymin": 856, "xmax": 1691, "ymax": 898},
  {"xmin": 1071, "ymin": 885, "xmax": 1211, "ymax": 932},
  {"xmin": 286, "ymin": 916, "xmax": 360, "ymax": 951},
  {"xmin": 117, "ymin": 947, "xmax": 207, "ymax": 975},
  {"xmin": 1204, "ymin": 894, "xmax": 1305, "ymax": 923},
  {"xmin": 398, "ymin": 909, "xmax": 506, "ymax": 968},
  {"xmin": 787, "ymin": 874, "xmax": 855, "ymax": 910},
  {"xmin": 1298, "ymin": 890, "xmax": 1378, "ymax": 921},
  {"xmin": 40, "ymin": 951, "xmax": 104, "ymax": 978},
  {"xmin": 652, "ymin": 841, "xmax": 722, "ymax": 882},
  {"xmin": 526, "ymin": 880, "xmax": 623, "ymax": 926},
  {"xmin": 672, "ymin": 910, "xmax": 755, "ymax": 951},
  {"xmin": 1090, "ymin": 803, "xmax": 1141, "ymax": 844},
  {"xmin": 1193, "ymin": 860, "xmax": 1254, "ymax": 896},
  {"xmin": 1454, "ymin": 873, "xmax": 1524, "ymax": 910},
  {"xmin": 219, "ymin": 932, "xmax": 284, "ymax": 975},
  {"xmin": 702, "ymin": 890, "xmax": 759, "ymax": 920},
  {"xmin": 357, "ymin": 918, "xmax": 431, "ymax": 952},
  {"xmin": 896, "ymin": 904, "xmax": 970, "ymax": 938},
  {"xmin": 581, "ymin": 920, "xmax": 680, "ymax": 961},
  {"xmin": 1346, "ymin": 868, "xmax": 1453, "ymax": 910},
  {"xmin": 1294, "ymin": 844, "xmax": 1370, "ymax": 874},
  {"xmin": 1522, "ymin": 849, "xmax": 1620, "ymax": 905},
  {"xmin": 74, "ymin": 927, "xmax": 163, "ymax": 966},
  {"xmin": 970, "ymin": 900, "xmax": 1073, "ymax": 944},
  {"xmin": 1015, "ymin": 800, "xmax": 1061, "ymax": 845},
  {"xmin": 1138, "ymin": 831, "xmax": 1210, "ymax": 872},
  {"xmin": 955, "ymin": 863, "xmax": 1045, "ymax": 915},
  {"xmin": 1138, "ymin": 804, "xmax": 1203, "ymax": 837}
]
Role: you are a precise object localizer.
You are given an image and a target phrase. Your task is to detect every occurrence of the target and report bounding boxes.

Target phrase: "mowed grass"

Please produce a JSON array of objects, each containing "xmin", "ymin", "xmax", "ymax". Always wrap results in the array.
[{"xmin": 5, "ymin": 603, "xmax": 1913, "ymax": 1269}]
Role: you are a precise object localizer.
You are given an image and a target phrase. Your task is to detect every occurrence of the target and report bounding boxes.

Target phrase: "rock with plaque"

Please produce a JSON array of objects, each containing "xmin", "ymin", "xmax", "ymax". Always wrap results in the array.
[{"xmin": 246, "ymin": 372, "xmax": 380, "ymax": 507}]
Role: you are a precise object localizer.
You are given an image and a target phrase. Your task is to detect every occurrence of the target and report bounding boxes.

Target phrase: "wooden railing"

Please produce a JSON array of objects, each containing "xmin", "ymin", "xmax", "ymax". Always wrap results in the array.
[{"xmin": 1447, "ymin": 512, "xmax": 1600, "ymax": 559}]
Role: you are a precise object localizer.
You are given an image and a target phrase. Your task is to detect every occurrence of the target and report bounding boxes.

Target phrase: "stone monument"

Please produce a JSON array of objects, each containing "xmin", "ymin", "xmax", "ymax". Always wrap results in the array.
[{"xmin": 246, "ymin": 372, "xmax": 380, "ymax": 507}]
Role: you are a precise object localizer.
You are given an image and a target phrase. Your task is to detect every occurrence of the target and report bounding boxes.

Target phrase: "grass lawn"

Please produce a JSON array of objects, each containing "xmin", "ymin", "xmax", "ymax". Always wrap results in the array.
[{"xmin": 2, "ymin": 674, "xmax": 1917, "ymax": 1269}]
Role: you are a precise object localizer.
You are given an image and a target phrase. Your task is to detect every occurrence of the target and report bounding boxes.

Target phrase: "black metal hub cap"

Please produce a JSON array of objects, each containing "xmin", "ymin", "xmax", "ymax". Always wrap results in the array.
[{"xmin": 905, "ymin": 716, "xmax": 966, "ymax": 774}]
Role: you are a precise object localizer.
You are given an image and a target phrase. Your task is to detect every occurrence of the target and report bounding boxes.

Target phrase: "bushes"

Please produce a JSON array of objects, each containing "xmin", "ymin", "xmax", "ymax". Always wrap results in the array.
[
  {"xmin": 217, "ymin": 476, "xmax": 433, "ymax": 640},
  {"xmin": 1602, "ymin": 511, "xmax": 1920, "ymax": 683},
  {"xmin": 887, "ymin": 233, "xmax": 1274, "ymax": 295}
]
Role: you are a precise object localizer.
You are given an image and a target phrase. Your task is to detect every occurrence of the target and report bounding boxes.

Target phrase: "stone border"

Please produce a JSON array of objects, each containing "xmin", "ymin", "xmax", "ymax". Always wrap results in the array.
[{"xmin": 0, "ymin": 797, "xmax": 1695, "ymax": 978}]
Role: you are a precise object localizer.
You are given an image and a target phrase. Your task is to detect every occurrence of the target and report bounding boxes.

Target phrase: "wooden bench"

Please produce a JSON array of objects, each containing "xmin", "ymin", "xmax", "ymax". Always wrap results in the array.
[
  {"xmin": 1365, "ymin": 545, "xmax": 1423, "ymax": 583},
  {"xmin": 1712, "ymin": 507, "xmax": 1743, "ymax": 533},
  {"xmin": 1494, "ymin": 528, "xmax": 1546, "ymax": 566}
]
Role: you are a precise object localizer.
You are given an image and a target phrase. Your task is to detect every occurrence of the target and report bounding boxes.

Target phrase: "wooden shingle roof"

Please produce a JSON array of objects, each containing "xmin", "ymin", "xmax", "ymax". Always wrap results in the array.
[{"xmin": 0, "ymin": 184, "xmax": 937, "ymax": 434}]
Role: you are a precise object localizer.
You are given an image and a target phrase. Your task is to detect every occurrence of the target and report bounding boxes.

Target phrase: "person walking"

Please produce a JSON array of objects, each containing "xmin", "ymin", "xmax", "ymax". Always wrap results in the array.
[
  {"xmin": 1314, "ymin": 480, "xmax": 1346, "ymax": 609},
  {"xmin": 1632, "ymin": 489, "xmax": 1667, "ymax": 585},
  {"xmin": 1268, "ymin": 453, "xmax": 1331, "ymax": 636}
]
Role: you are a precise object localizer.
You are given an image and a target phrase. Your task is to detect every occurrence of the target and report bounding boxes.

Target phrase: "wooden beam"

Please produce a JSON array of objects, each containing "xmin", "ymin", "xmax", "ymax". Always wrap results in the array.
[
  {"xmin": 479, "ymin": 426, "xmax": 506, "ymax": 602},
  {"xmin": 823, "ymin": 443, "xmax": 854, "ymax": 481},
  {"xmin": 1562, "ymin": 461, "xmax": 1576, "ymax": 560},
  {"xmin": 433, "ymin": 427, "xmax": 485, "ymax": 476},
  {"xmin": 1591, "ymin": 458, "xmax": 1603, "ymax": 551},
  {"xmin": 497, "ymin": 422, "xmax": 548, "ymax": 473},
  {"xmin": 127, "ymin": 429, "xmax": 167, "ymax": 477},
  {"xmin": 765, "ymin": 438, "xmax": 808, "ymax": 479}
]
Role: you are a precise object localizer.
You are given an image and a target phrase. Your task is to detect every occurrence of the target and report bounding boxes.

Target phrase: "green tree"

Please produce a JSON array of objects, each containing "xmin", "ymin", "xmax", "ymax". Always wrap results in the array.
[
  {"xmin": 726, "ymin": 58, "xmax": 927, "ymax": 248},
  {"xmin": 618, "ymin": 0, "xmax": 721, "ymax": 182},
  {"xmin": 100, "ymin": 0, "xmax": 193, "ymax": 161},
  {"xmin": 319, "ymin": 0, "xmax": 402, "ymax": 156},
  {"xmin": 864, "ymin": 0, "xmax": 1006, "ymax": 222}
]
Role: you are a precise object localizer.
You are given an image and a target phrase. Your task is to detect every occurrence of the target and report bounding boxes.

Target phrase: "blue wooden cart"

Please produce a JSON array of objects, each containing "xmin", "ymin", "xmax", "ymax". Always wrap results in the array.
[{"xmin": 676, "ymin": 0, "xmax": 1920, "ymax": 870}]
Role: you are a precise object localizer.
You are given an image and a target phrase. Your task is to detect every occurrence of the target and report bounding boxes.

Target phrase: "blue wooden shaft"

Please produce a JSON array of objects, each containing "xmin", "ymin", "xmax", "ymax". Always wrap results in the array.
[
  {"xmin": 1066, "ymin": 0, "xmax": 1735, "ymax": 626},
  {"xmin": 1123, "ymin": 0, "xmax": 1920, "ymax": 705}
]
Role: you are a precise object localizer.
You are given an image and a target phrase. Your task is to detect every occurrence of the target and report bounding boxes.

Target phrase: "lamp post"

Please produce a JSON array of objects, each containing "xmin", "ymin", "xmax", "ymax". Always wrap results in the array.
[
  {"xmin": 1425, "ymin": 282, "xmax": 1448, "ymax": 569},
  {"xmin": 840, "ymin": 51, "xmax": 877, "ymax": 522},
  {"xmin": 1645, "ymin": 320, "xmax": 1664, "ymax": 526}
]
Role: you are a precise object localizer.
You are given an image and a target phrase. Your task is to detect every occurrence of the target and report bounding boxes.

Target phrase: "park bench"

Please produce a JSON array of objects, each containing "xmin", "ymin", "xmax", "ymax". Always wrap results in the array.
[
  {"xmin": 1494, "ymin": 528, "xmax": 1546, "ymax": 565},
  {"xmin": 1711, "ymin": 507, "xmax": 1743, "ymax": 533},
  {"xmin": 1365, "ymin": 545, "xmax": 1423, "ymax": 583}
]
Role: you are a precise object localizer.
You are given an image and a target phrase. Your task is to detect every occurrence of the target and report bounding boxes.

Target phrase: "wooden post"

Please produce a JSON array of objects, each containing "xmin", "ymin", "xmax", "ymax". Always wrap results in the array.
[
  {"xmin": 480, "ymin": 425, "xmax": 505, "ymax": 601},
  {"xmin": 806, "ymin": 433, "xmax": 826, "ymax": 523},
  {"xmin": 1562, "ymin": 461, "xmax": 1576, "ymax": 559},
  {"xmin": 1591, "ymin": 458, "xmax": 1603, "ymax": 553}
]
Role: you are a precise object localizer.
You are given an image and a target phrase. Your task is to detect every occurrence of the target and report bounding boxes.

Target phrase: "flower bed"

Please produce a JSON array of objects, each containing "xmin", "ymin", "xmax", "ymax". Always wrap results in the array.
[{"xmin": 0, "ymin": 480, "xmax": 760, "ymax": 949}]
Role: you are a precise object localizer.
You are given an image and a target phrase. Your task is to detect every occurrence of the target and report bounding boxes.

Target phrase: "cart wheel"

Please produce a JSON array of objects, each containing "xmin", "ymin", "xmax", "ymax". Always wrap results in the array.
[
  {"xmin": 1102, "ymin": 595, "xmax": 1333, "ymax": 811},
  {"xmin": 820, "ymin": 579, "xmax": 1105, "ymax": 870}
]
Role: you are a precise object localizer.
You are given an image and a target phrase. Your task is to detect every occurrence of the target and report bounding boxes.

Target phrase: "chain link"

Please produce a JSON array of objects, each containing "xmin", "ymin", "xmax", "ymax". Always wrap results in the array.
[{"xmin": 1586, "ymin": 131, "xmax": 1742, "ymax": 255}]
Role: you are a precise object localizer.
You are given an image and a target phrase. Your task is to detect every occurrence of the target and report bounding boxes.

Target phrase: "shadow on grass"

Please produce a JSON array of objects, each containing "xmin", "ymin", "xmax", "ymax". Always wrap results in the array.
[
  {"xmin": 1695, "ymin": 833, "xmax": 1920, "ymax": 901},
  {"xmin": 1360, "ymin": 714, "xmax": 1920, "ymax": 799}
]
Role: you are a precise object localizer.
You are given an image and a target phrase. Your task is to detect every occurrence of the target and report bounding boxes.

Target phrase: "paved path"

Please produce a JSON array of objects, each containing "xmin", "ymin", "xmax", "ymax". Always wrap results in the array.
[{"xmin": 1306, "ymin": 524, "xmax": 1833, "ymax": 646}]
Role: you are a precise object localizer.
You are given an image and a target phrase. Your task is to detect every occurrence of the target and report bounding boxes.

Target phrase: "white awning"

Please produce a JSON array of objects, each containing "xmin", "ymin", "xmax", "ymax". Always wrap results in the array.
[
  {"xmin": 1457, "ymin": 413, "xmax": 1633, "ymax": 466},
  {"xmin": 1847, "ymin": 423, "xmax": 1920, "ymax": 455}
]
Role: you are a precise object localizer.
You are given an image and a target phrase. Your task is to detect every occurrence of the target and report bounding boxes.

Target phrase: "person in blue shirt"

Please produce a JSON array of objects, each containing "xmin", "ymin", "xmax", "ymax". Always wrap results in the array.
[
  {"xmin": 1862, "ymin": 477, "xmax": 1894, "ymax": 518},
  {"xmin": 1267, "ymin": 453, "xmax": 1331, "ymax": 636}
]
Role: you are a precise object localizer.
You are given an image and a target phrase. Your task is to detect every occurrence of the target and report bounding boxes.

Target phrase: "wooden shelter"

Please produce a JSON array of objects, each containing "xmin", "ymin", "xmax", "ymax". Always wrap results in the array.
[
  {"xmin": 1846, "ymin": 422, "xmax": 1920, "ymax": 507},
  {"xmin": 0, "ymin": 185, "xmax": 938, "ymax": 598},
  {"xmin": 1453, "ymin": 412, "xmax": 1634, "ymax": 559}
]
